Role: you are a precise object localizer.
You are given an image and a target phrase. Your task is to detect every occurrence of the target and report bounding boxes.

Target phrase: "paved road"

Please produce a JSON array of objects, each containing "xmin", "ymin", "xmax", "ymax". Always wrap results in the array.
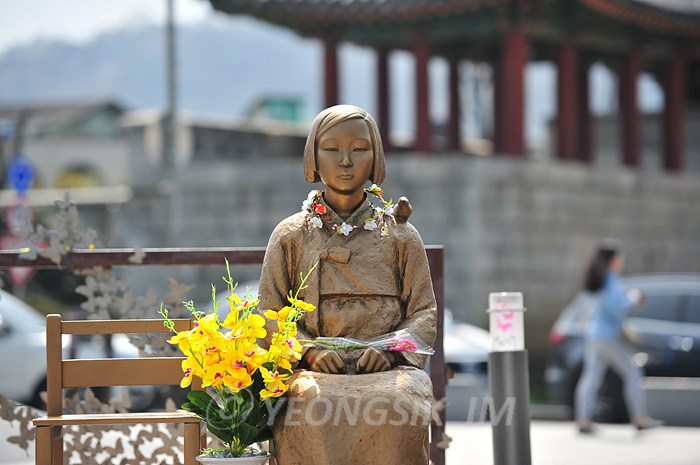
[
  {"xmin": 3, "ymin": 419, "xmax": 699, "ymax": 464},
  {"xmin": 446, "ymin": 420, "xmax": 700, "ymax": 465}
]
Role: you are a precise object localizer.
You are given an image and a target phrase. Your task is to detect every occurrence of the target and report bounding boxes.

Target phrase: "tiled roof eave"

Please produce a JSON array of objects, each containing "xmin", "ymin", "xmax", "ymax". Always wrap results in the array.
[
  {"xmin": 210, "ymin": 0, "xmax": 492, "ymax": 30},
  {"xmin": 577, "ymin": 0, "xmax": 700, "ymax": 39}
]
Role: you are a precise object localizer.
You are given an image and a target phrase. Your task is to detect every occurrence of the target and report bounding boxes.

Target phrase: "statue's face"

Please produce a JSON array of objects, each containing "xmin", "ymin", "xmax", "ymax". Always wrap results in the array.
[{"xmin": 316, "ymin": 118, "xmax": 374, "ymax": 196}]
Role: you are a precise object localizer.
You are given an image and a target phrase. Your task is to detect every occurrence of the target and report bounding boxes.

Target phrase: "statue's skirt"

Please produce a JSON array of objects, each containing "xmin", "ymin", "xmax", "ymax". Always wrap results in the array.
[{"xmin": 271, "ymin": 367, "xmax": 433, "ymax": 465}]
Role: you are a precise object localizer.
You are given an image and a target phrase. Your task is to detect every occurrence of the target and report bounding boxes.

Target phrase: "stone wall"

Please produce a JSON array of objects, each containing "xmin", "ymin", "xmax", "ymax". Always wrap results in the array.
[{"xmin": 114, "ymin": 154, "xmax": 700, "ymax": 367}]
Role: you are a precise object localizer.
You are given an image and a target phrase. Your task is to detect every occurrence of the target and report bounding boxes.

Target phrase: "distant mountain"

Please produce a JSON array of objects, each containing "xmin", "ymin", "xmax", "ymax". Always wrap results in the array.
[{"xmin": 0, "ymin": 17, "xmax": 328, "ymax": 121}]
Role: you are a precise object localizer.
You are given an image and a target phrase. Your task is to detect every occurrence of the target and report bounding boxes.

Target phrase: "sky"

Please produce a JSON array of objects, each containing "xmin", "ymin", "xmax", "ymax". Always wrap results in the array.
[{"xmin": 0, "ymin": 0, "xmax": 211, "ymax": 55}]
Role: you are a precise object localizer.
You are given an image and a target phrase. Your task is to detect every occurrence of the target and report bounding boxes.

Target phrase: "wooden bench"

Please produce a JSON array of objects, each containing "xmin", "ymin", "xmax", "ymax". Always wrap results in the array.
[{"xmin": 32, "ymin": 315, "xmax": 206, "ymax": 465}]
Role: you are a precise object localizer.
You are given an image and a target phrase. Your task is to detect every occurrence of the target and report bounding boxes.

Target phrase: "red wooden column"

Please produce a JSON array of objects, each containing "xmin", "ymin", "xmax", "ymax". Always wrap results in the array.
[
  {"xmin": 495, "ymin": 26, "xmax": 527, "ymax": 156},
  {"xmin": 377, "ymin": 49, "xmax": 392, "ymax": 151},
  {"xmin": 556, "ymin": 40, "xmax": 579, "ymax": 161},
  {"xmin": 577, "ymin": 58, "xmax": 593, "ymax": 163},
  {"xmin": 414, "ymin": 36, "xmax": 432, "ymax": 153},
  {"xmin": 663, "ymin": 52, "xmax": 685, "ymax": 172},
  {"xmin": 619, "ymin": 50, "xmax": 641, "ymax": 168},
  {"xmin": 447, "ymin": 56, "xmax": 461, "ymax": 152},
  {"xmin": 324, "ymin": 38, "xmax": 339, "ymax": 108}
]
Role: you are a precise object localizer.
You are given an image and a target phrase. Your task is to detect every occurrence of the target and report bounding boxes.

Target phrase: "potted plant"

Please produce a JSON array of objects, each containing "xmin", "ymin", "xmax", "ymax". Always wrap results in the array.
[{"xmin": 159, "ymin": 262, "xmax": 316, "ymax": 463}]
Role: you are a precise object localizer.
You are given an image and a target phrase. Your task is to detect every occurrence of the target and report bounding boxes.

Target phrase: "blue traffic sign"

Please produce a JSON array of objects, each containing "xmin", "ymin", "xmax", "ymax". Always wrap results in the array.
[{"xmin": 6, "ymin": 154, "xmax": 34, "ymax": 193}]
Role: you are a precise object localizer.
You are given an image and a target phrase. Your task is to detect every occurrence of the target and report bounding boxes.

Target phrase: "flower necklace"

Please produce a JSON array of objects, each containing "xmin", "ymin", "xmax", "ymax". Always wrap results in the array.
[{"xmin": 302, "ymin": 184, "xmax": 395, "ymax": 236}]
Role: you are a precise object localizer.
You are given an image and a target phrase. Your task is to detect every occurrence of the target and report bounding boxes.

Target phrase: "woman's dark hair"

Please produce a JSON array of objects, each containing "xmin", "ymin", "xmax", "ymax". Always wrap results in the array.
[{"xmin": 584, "ymin": 240, "xmax": 621, "ymax": 292}]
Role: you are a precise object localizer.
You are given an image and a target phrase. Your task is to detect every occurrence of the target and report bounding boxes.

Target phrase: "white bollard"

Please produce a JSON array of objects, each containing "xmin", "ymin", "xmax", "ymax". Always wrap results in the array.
[
  {"xmin": 487, "ymin": 291, "xmax": 531, "ymax": 465},
  {"xmin": 488, "ymin": 292, "xmax": 526, "ymax": 352}
]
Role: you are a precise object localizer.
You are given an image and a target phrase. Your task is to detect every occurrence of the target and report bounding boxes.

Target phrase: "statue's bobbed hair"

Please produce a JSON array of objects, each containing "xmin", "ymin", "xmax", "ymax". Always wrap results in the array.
[{"xmin": 303, "ymin": 104, "xmax": 386, "ymax": 185}]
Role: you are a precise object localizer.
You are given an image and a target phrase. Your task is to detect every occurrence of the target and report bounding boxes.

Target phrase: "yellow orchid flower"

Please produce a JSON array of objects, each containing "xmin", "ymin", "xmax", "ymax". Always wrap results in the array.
[
  {"xmin": 277, "ymin": 320, "xmax": 297, "ymax": 336},
  {"xmin": 240, "ymin": 313, "xmax": 267, "ymax": 339},
  {"xmin": 228, "ymin": 293, "xmax": 260, "ymax": 312},
  {"xmin": 168, "ymin": 331, "xmax": 193, "ymax": 353},
  {"xmin": 260, "ymin": 366, "xmax": 290, "ymax": 383},
  {"xmin": 195, "ymin": 313, "xmax": 220, "ymax": 333},
  {"xmin": 283, "ymin": 337, "xmax": 303, "ymax": 355},
  {"xmin": 260, "ymin": 379, "xmax": 288, "ymax": 400},
  {"xmin": 277, "ymin": 358, "xmax": 292, "ymax": 371},
  {"xmin": 180, "ymin": 357, "xmax": 200, "ymax": 388},
  {"xmin": 264, "ymin": 306, "xmax": 292, "ymax": 321},
  {"xmin": 221, "ymin": 309, "xmax": 241, "ymax": 329},
  {"xmin": 236, "ymin": 343, "xmax": 267, "ymax": 370},
  {"xmin": 223, "ymin": 372, "xmax": 253, "ymax": 392},
  {"xmin": 200, "ymin": 363, "xmax": 228, "ymax": 390},
  {"xmin": 287, "ymin": 296, "xmax": 315, "ymax": 313}
]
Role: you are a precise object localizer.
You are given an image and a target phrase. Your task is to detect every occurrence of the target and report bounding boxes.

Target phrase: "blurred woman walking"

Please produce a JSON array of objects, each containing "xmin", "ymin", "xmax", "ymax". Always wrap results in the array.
[{"xmin": 574, "ymin": 239, "xmax": 662, "ymax": 433}]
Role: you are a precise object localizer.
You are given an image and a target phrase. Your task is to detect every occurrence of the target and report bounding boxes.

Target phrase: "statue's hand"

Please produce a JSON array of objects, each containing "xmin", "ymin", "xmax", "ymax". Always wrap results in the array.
[
  {"xmin": 394, "ymin": 197, "xmax": 412, "ymax": 224},
  {"xmin": 356, "ymin": 347, "xmax": 395, "ymax": 374},
  {"xmin": 303, "ymin": 349, "xmax": 345, "ymax": 374}
]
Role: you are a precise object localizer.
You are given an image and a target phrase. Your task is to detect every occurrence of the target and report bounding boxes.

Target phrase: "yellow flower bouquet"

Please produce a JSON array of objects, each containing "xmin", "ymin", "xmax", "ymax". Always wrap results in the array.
[{"xmin": 159, "ymin": 262, "xmax": 316, "ymax": 458}]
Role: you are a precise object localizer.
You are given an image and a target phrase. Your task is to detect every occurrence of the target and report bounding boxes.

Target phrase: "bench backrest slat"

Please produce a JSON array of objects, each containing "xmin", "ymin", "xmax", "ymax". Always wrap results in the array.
[
  {"xmin": 62, "ymin": 358, "xmax": 186, "ymax": 388},
  {"xmin": 61, "ymin": 318, "xmax": 191, "ymax": 334}
]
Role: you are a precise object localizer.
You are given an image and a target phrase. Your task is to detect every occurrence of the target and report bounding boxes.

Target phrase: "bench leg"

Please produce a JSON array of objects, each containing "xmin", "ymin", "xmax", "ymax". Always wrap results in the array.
[
  {"xmin": 199, "ymin": 422, "xmax": 207, "ymax": 454},
  {"xmin": 184, "ymin": 423, "xmax": 201, "ymax": 465},
  {"xmin": 35, "ymin": 426, "xmax": 51, "ymax": 465},
  {"xmin": 35, "ymin": 426, "xmax": 63, "ymax": 465},
  {"xmin": 51, "ymin": 426, "xmax": 63, "ymax": 465}
]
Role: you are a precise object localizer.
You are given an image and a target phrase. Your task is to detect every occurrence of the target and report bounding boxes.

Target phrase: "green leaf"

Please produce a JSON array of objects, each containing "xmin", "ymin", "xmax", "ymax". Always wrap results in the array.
[
  {"xmin": 237, "ymin": 423, "xmax": 259, "ymax": 448},
  {"xmin": 237, "ymin": 399, "xmax": 254, "ymax": 424},
  {"xmin": 253, "ymin": 424, "xmax": 273, "ymax": 444},
  {"xmin": 188, "ymin": 390, "xmax": 227, "ymax": 426},
  {"xmin": 245, "ymin": 401, "xmax": 265, "ymax": 428},
  {"xmin": 188, "ymin": 391, "xmax": 220, "ymax": 413},
  {"xmin": 206, "ymin": 420, "xmax": 234, "ymax": 444},
  {"xmin": 181, "ymin": 402, "xmax": 205, "ymax": 417},
  {"xmin": 249, "ymin": 371, "xmax": 266, "ymax": 397},
  {"xmin": 179, "ymin": 407, "xmax": 205, "ymax": 421}
]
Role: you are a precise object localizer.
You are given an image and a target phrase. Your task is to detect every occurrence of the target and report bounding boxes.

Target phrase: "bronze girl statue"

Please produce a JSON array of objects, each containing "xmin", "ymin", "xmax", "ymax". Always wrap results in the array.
[{"xmin": 259, "ymin": 105, "xmax": 437, "ymax": 465}]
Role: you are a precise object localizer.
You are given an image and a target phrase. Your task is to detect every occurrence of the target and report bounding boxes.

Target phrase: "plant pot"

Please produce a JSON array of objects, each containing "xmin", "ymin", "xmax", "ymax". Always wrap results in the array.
[{"xmin": 196, "ymin": 453, "xmax": 271, "ymax": 465}]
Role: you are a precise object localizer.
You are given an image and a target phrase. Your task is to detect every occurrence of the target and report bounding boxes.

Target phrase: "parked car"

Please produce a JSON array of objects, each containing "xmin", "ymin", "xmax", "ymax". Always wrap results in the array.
[
  {"xmin": 0, "ymin": 289, "xmax": 70, "ymax": 408},
  {"xmin": 545, "ymin": 274, "xmax": 700, "ymax": 422},
  {"xmin": 443, "ymin": 310, "xmax": 490, "ymax": 421},
  {"xmin": 0, "ymin": 289, "xmax": 157, "ymax": 411}
]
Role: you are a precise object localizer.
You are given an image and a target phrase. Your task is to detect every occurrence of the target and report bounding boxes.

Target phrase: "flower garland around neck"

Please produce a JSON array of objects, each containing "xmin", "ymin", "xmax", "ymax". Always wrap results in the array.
[{"xmin": 301, "ymin": 184, "xmax": 395, "ymax": 236}]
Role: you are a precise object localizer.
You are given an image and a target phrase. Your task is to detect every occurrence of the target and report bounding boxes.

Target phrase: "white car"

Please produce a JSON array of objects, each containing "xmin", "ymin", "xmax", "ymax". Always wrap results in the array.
[
  {"xmin": 0, "ymin": 289, "xmax": 157, "ymax": 411},
  {"xmin": 443, "ymin": 310, "xmax": 491, "ymax": 421},
  {"xmin": 0, "ymin": 289, "xmax": 70, "ymax": 407}
]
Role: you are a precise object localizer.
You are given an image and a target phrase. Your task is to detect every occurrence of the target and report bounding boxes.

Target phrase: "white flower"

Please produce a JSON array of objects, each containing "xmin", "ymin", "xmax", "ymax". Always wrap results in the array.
[
  {"xmin": 368, "ymin": 184, "xmax": 383, "ymax": 196},
  {"xmin": 310, "ymin": 216, "xmax": 323, "ymax": 229},
  {"xmin": 338, "ymin": 222, "xmax": 354, "ymax": 236},
  {"xmin": 301, "ymin": 199, "xmax": 312, "ymax": 211},
  {"xmin": 364, "ymin": 218, "xmax": 378, "ymax": 231},
  {"xmin": 307, "ymin": 189, "xmax": 319, "ymax": 200},
  {"xmin": 384, "ymin": 204, "xmax": 395, "ymax": 217}
]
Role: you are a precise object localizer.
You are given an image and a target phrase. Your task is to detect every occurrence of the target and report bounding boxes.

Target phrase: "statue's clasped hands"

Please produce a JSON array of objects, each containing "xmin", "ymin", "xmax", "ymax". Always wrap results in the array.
[{"xmin": 303, "ymin": 347, "xmax": 396, "ymax": 374}]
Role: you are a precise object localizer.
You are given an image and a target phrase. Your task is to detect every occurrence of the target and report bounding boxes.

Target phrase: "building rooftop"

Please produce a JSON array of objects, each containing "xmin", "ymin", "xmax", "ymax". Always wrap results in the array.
[{"xmin": 210, "ymin": 0, "xmax": 700, "ymax": 54}]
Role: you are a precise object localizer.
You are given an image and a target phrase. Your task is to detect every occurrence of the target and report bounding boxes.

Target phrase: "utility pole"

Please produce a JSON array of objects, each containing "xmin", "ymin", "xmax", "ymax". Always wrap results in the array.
[{"xmin": 163, "ymin": 0, "xmax": 181, "ymax": 246}]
